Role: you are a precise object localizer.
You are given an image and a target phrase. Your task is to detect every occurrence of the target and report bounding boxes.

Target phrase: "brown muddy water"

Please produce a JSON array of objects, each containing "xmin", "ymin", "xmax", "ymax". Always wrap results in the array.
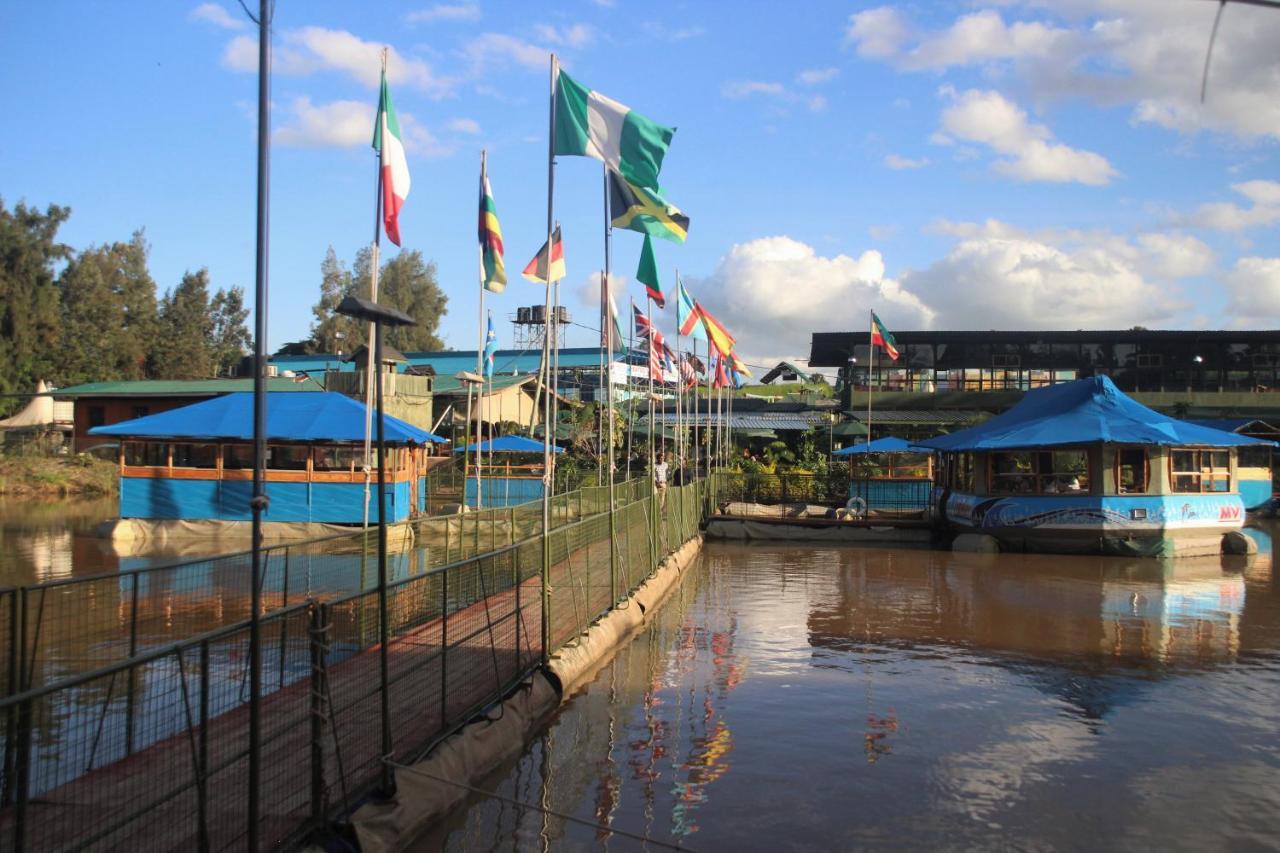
[{"xmin": 422, "ymin": 522, "xmax": 1280, "ymax": 852}]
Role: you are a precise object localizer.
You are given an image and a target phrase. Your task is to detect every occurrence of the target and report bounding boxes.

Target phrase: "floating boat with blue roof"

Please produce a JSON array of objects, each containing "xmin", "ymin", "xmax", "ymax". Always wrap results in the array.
[{"xmin": 919, "ymin": 376, "xmax": 1275, "ymax": 557}]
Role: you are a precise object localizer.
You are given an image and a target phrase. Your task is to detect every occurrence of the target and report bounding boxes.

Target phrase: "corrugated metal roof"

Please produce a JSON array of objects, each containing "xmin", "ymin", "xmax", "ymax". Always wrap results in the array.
[
  {"xmin": 52, "ymin": 377, "xmax": 325, "ymax": 397},
  {"xmin": 847, "ymin": 409, "xmax": 988, "ymax": 424},
  {"xmin": 646, "ymin": 412, "xmax": 827, "ymax": 430}
]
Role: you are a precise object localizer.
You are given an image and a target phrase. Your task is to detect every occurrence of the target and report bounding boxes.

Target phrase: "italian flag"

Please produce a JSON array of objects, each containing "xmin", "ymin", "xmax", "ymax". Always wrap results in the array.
[
  {"xmin": 373, "ymin": 71, "xmax": 411, "ymax": 247},
  {"xmin": 871, "ymin": 311, "xmax": 899, "ymax": 360},
  {"xmin": 554, "ymin": 69, "xmax": 674, "ymax": 190}
]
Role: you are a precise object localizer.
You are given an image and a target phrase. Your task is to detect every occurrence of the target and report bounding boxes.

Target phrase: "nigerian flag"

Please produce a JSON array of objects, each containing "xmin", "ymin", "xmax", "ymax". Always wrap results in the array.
[{"xmin": 554, "ymin": 70, "xmax": 674, "ymax": 189}]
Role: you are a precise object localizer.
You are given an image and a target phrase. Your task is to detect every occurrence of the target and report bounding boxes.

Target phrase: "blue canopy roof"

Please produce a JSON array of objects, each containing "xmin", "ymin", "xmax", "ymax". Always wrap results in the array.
[
  {"xmin": 832, "ymin": 436, "xmax": 933, "ymax": 456},
  {"xmin": 452, "ymin": 434, "xmax": 563, "ymax": 454},
  {"xmin": 89, "ymin": 392, "xmax": 446, "ymax": 444},
  {"xmin": 919, "ymin": 376, "xmax": 1275, "ymax": 453}
]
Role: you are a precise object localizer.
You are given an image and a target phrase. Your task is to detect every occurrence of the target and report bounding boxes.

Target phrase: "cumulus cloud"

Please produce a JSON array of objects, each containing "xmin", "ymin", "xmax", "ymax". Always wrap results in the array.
[
  {"xmin": 190, "ymin": 2, "xmax": 245, "ymax": 30},
  {"xmin": 937, "ymin": 88, "xmax": 1117, "ymax": 185},
  {"xmin": 685, "ymin": 236, "xmax": 934, "ymax": 363},
  {"xmin": 574, "ymin": 271, "xmax": 628, "ymax": 310},
  {"xmin": 223, "ymin": 27, "xmax": 453, "ymax": 96},
  {"xmin": 405, "ymin": 4, "xmax": 480, "ymax": 24},
  {"xmin": 1187, "ymin": 180, "xmax": 1280, "ymax": 231},
  {"xmin": 723, "ymin": 81, "xmax": 826, "ymax": 113},
  {"xmin": 275, "ymin": 97, "xmax": 452, "ymax": 156},
  {"xmin": 903, "ymin": 235, "xmax": 1181, "ymax": 329},
  {"xmin": 1225, "ymin": 257, "xmax": 1280, "ymax": 319},
  {"xmin": 797, "ymin": 67, "xmax": 839, "ymax": 86},
  {"xmin": 533, "ymin": 23, "xmax": 594, "ymax": 48},
  {"xmin": 446, "ymin": 117, "xmax": 481, "ymax": 134},
  {"xmin": 847, "ymin": 3, "xmax": 1280, "ymax": 141},
  {"xmin": 462, "ymin": 32, "xmax": 551, "ymax": 72},
  {"xmin": 884, "ymin": 153, "xmax": 929, "ymax": 170},
  {"xmin": 641, "ymin": 22, "xmax": 705, "ymax": 41}
]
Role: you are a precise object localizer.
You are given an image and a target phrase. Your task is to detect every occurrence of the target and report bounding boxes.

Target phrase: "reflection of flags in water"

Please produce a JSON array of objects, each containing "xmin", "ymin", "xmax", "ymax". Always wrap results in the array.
[{"xmin": 483, "ymin": 312, "xmax": 498, "ymax": 378}]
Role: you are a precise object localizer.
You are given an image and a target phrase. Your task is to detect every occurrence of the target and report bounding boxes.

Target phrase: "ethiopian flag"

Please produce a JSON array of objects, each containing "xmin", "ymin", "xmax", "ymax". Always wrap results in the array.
[
  {"xmin": 636, "ymin": 234, "xmax": 665, "ymax": 308},
  {"xmin": 871, "ymin": 311, "xmax": 899, "ymax": 360},
  {"xmin": 554, "ymin": 70, "xmax": 674, "ymax": 190},
  {"xmin": 373, "ymin": 71, "xmax": 410, "ymax": 247},
  {"xmin": 608, "ymin": 169, "xmax": 689, "ymax": 244},
  {"xmin": 478, "ymin": 160, "xmax": 506, "ymax": 293},
  {"xmin": 522, "ymin": 226, "xmax": 566, "ymax": 284}
]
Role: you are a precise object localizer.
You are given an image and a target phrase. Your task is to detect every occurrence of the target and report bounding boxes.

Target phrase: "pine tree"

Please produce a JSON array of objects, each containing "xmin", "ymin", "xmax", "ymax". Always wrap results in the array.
[
  {"xmin": 309, "ymin": 246, "xmax": 363, "ymax": 356},
  {"xmin": 377, "ymin": 250, "xmax": 448, "ymax": 352},
  {"xmin": 209, "ymin": 286, "xmax": 251, "ymax": 376},
  {"xmin": 118, "ymin": 230, "xmax": 159, "ymax": 379},
  {"xmin": 154, "ymin": 269, "xmax": 215, "ymax": 379},
  {"xmin": 0, "ymin": 199, "xmax": 69, "ymax": 407}
]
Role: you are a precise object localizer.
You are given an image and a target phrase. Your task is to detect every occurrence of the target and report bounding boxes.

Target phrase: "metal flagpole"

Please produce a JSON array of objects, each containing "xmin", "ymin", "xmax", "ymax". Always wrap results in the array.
[
  {"xmin": 471, "ymin": 149, "xmax": 490, "ymax": 510},
  {"xmin": 867, "ymin": 309, "xmax": 875, "ymax": 444},
  {"xmin": 363, "ymin": 51, "xmax": 389, "ymax": 530},
  {"xmin": 602, "ymin": 164, "xmax": 618, "ymax": 601},
  {"xmin": 540, "ymin": 53, "xmax": 558, "ymax": 663},
  {"xmin": 247, "ymin": 0, "xmax": 271, "ymax": 843},
  {"xmin": 625, "ymin": 297, "xmax": 636, "ymax": 482}
]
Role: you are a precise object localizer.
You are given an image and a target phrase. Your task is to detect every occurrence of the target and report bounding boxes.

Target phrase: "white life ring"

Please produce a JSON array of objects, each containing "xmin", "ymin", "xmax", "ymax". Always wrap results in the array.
[{"xmin": 844, "ymin": 496, "xmax": 867, "ymax": 518}]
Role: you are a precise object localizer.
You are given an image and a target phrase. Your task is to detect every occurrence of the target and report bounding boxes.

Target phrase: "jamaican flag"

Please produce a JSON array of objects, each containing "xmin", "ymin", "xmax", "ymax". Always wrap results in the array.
[{"xmin": 608, "ymin": 169, "xmax": 689, "ymax": 244}]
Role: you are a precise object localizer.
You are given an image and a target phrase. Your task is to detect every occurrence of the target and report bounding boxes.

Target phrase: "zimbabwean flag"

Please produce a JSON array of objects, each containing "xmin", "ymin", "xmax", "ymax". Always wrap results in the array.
[
  {"xmin": 608, "ymin": 169, "xmax": 689, "ymax": 244},
  {"xmin": 871, "ymin": 311, "xmax": 899, "ymax": 360}
]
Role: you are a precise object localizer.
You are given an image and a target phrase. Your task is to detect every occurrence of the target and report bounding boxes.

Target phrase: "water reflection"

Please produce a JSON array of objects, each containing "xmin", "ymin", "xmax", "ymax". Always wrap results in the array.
[{"xmin": 428, "ymin": 522, "xmax": 1280, "ymax": 851}]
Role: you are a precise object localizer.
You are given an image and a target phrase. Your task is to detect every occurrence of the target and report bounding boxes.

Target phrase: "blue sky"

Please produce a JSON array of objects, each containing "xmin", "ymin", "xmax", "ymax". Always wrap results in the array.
[{"xmin": 4, "ymin": 1, "xmax": 1279, "ymax": 368}]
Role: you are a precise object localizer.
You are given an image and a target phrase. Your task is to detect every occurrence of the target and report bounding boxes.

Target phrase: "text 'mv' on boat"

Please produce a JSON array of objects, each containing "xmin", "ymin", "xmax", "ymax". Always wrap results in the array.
[{"xmin": 920, "ymin": 376, "xmax": 1276, "ymax": 557}]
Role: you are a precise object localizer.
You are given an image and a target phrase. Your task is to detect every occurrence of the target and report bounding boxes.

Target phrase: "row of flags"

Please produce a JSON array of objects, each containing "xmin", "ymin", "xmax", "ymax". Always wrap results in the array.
[{"xmin": 373, "ymin": 62, "xmax": 901, "ymax": 391}]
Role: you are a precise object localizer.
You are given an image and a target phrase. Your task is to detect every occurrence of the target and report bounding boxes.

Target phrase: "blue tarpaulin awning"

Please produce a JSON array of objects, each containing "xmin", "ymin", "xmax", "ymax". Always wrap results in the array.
[
  {"xmin": 832, "ymin": 436, "xmax": 933, "ymax": 456},
  {"xmin": 453, "ymin": 434, "xmax": 563, "ymax": 453},
  {"xmin": 89, "ymin": 392, "xmax": 446, "ymax": 444},
  {"xmin": 919, "ymin": 376, "xmax": 1275, "ymax": 452}
]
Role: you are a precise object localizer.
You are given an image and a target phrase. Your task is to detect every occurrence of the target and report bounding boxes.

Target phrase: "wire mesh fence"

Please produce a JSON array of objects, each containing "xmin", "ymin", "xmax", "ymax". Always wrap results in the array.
[{"xmin": 0, "ymin": 476, "xmax": 706, "ymax": 852}]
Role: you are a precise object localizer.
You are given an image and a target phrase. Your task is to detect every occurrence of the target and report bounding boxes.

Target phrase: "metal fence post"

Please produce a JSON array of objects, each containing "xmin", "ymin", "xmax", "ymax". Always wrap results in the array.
[
  {"xmin": 126, "ymin": 572, "xmax": 140, "ymax": 755},
  {"xmin": 197, "ymin": 639, "xmax": 211, "ymax": 853},
  {"xmin": 513, "ymin": 545, "xmax": 522, "ymax": 673},
  {"xmin": 440, "ymin": 568, "xmax": 449, "ymax": 726},
  {"xmin": 13, "ymin": 694, "xmax": 31, "ymax": 853},
  {"xmin": 2, "ymin": 591, "xmax": 17, "ymax": 807},
  {"xmin": 308, "ymin": 604, "xmax": 328, "ymax": 831},
  {"xmin": 279, "ymin": 547, "xmax": 290, "ymax": 689}
]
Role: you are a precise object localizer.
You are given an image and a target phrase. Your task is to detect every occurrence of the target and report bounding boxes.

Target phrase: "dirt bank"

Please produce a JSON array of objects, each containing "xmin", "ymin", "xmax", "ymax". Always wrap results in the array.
[{"xmin": 0, "ymin": 455, "xmax": 117, "ymax": 497}]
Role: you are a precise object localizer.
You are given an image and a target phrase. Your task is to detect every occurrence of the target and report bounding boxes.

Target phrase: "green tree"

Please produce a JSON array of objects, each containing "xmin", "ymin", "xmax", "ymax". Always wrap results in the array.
[
  {"xmin": 153, "ymin": 269, "xmax": 215, "ymax": 379},
  {"xmin": 56, "ymin": 231, "xmax": 159, "ymax": 384},
  {"xmin": 0, "ymin": 199, "xmax": 69, "ymax": 408},
  {"xmin": 209, "ymin": 285, "xmax": 251, "ymax": 376},
  {"xmin": 309, "ymin": 246, "xmax": 363, "ymax": 356}
]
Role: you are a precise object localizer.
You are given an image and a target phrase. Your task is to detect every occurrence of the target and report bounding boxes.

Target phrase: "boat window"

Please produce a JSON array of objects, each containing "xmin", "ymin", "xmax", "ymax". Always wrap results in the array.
[
  {"xmin": 991, "ymin": 449, "xmax": 1089, "ymax": 494},
  {"xmin": 313, "ymin": 446, "xmax": 362, "ymax": 473},
  {"xmin": 124, "ymin": 442, "xmax": 168, "ymax": 467},
  {"xmin": 172, "ymin": 443, "xmax": 218, "ymax": 469},
  {"xmin": 222, "ymin": 444, "xmax": 254, "ymax": 470},
  {"xmin": 268, "ymin": 445, "xmax": 309, "ymax": 471},
  {"xmin": 1117, "ymin": 448, "xmax": 1148, "ymax": 494},
  {"xmin": 1170, "ymin": 449, "xmax": 1232, "ymax": 493},
  {"xmin": 1238, "ymin": 446, "xmax": 1270, "ymax": 468}
]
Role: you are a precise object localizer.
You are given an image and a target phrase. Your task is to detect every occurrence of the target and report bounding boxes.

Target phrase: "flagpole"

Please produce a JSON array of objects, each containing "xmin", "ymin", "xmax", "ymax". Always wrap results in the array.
[
  {"xmin": 672, "ymin": 273, "xmax": 681, "ymax": 477},
  {"xmin": 362, "ymin": 49, "xmax": 389, "ymax": 531},
  {"xmin": 470, "ymin": 149, "xmax": 490, "ymax": 510},
  {"xmin": 626, "ymin": 296, "xmax": 636, "ymax": 482},
  {"xmin": 867, "ymin": 309, "xmax": 875, "ymax": 445},
  {"xmin": 602, "ymin": 164, "xmax": 619, "ymax": 602},
  {"xmin": 540, "ymin": 53, "xmax": 557, "ymax": 664}
]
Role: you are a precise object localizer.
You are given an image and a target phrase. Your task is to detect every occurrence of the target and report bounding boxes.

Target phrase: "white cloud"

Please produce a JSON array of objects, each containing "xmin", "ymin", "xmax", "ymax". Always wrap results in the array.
[
  {"xmin": 938, "ymin": 88, "xmax": 1117, "ymax": 185},
  {"xmin": 723, "ymin": 81, "xmax": 825, "ymax": 113},
  {"xmin": 642, "ymin": 22, "xmax": 705, "ymax": 41},
  {"xmin": 406, "ymin": 4, "xmax": 481, "ymax": 24},
  {"xmin": 1225, "ymin": 257, "xmax": 1280, "ymax": 319},
  {"xmin": 533, "ymin": 23, "xmax": 594, "ymax": 48},
  {"xmin": 687, "ymin": 236, "xmax": 934, "ymax": 363},
  {"xmin": 223, "ymin": 27, "xmax": 454, "ymax": 96},
  {"xmin": 797, "ymin": 67, "xmax": 839, "ymax": 86},
  {"xmin": 721, "ymin": 80, "xmax": 785, "ymax": 99},
  {"xmin": 274, "ymin": 97, "xmax": 453, "ymax": 157},
  {"xmin": 1188, "ymin": 180, "xmax": 1280, "ymax": 231},
  {"xmin": 462, "ymin": 33, "xmax": 551, "ymax": 72},
  {"xmin": 904, "ymin": 235, "xmax": 1181, "ymax": 329},
  {"xmin": 884, "ymin": 153, "xmax": 929, "ymax": 170},
  {"xmin": 446, "ymin": 117, "xmax": 481, "ymax": 134},
  {"xmin": 574, "ymin": 271, "xmax": 628, "ymax": 310},
  {"xmin": 190, "ymin": 2, "xmax": 245, "ymax": 30},
  {"xmin": 274, "ymin": 97, "xmax": 372, "ymax": 148},
  {"xmin": 1134, "ymin": 232, "xmax": 1214, "ymax": 279},
  {"xmin": 847, "ymin": 4, "xmax": 1280, "ymax": 141}
]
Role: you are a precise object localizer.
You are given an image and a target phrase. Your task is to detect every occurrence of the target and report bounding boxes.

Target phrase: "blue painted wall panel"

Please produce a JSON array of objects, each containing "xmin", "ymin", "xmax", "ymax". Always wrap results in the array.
[
  {"xmin": 464, "ymin": 477, "xmax": 544, "ymax": 507},
  {"xmin": 120, "ymin": 477, "xmax": 412, "ymax": 523}
]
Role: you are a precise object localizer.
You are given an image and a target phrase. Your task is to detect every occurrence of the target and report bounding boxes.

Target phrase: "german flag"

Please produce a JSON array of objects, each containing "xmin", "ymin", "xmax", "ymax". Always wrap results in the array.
[
  {"xmin": 608, "ymin": 169, "xmax": 689, "ymax": 244},
  {"xmin": 522, "ymin": 225, "xmax": 566, "ymax": 284}
]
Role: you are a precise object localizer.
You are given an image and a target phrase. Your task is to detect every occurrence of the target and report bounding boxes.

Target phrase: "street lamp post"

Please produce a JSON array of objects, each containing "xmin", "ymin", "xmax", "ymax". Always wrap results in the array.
[{"xmin": 335, "ymin": 294, "xmax": 414, "ymax": 798}]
